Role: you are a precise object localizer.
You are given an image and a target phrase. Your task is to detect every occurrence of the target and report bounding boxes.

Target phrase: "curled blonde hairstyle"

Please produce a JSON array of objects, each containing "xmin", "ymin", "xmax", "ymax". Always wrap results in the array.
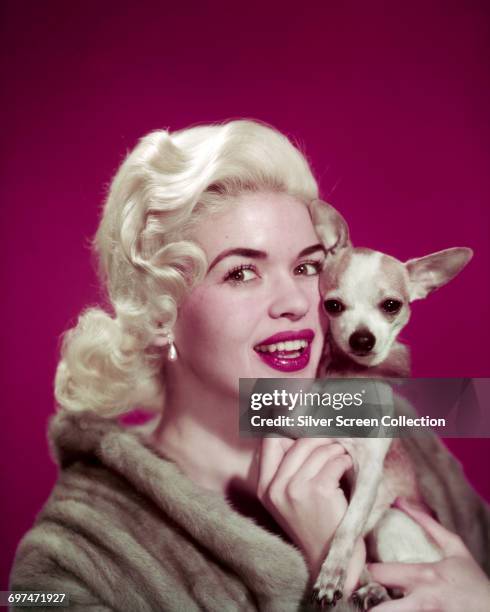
[{"xmin": 54, "ymin": 120, "xmax": 319, "ymax": 417}]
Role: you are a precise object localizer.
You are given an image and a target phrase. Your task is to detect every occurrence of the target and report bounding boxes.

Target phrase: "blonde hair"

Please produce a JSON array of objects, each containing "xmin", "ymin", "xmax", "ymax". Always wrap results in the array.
[{"xmin": 54, "ymin": 120, "xmax": 319, "ymax": 416}]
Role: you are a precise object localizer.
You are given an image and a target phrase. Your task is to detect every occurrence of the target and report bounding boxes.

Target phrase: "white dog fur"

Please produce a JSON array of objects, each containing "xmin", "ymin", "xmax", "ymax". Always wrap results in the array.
[{"xmin": 309, "ymin": 199, "xmax": 472, "ymax": 608}]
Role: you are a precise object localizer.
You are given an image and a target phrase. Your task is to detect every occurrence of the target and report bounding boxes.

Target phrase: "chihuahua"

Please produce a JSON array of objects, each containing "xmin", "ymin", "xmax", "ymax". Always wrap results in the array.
[{"xmin": 308, "ymin": 199, "xmax": 473, "ymax": 609}]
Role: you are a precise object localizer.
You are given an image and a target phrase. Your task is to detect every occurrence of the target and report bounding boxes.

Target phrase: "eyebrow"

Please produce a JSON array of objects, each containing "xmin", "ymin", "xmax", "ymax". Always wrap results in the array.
[{"xmin": 207, "ymin": 243, "xmax": 325, "ymax": 272}]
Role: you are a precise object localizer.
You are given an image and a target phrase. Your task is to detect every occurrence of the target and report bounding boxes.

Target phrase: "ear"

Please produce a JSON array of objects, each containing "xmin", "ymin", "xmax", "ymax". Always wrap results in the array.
[
  {"xmin": 309, "ymin": 199, "xmax": 351, "ymax": 254},
  {"xmin": 405, "ymin": 247, "xmax": 473, "ymax": 301}
]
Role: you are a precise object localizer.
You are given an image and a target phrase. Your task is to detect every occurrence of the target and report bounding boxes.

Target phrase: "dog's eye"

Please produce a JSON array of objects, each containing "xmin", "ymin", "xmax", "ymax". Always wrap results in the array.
[
  {"xmin": 324, "ymin": 299, "xmax": 345, "ymax": 315},
  {"xmin": 381, "ymin": 299, "xmax": 402, "ymax": 314}
]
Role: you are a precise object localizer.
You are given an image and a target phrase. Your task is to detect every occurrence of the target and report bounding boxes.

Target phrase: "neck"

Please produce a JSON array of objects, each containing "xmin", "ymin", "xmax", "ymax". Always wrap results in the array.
[{"xmin": 147, "ymin": 363, "xmax": 260, "ymax": 497}]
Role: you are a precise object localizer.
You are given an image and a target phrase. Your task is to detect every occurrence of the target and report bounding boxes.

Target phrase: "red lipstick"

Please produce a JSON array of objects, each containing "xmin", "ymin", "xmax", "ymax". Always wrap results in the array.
[{"xmin": 254, "ymin": 329, "xmax": 314, "ymax": 373}]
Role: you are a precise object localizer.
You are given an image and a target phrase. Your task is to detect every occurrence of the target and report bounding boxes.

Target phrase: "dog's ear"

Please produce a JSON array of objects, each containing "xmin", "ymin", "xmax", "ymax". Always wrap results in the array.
[
  {"xmin": 405, "ymin": 247, "xmax": 473, "ymax": 301},
  {"xmin": 309, "ymin": 199, "xmax": 351, "ymax": 255}
]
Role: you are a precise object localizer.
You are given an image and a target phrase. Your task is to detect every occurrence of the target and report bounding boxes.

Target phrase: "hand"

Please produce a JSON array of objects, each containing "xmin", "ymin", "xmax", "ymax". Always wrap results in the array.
[
  {"xmin": 369, "ymin": 497, "xmax": 490, "ymax": 611},
  {"xmin": 256, "ymin": 437, "xmax": 364, "ymax": 591}
]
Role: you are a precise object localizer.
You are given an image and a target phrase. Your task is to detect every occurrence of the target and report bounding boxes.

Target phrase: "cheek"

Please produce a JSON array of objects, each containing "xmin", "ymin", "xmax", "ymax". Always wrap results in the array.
[
  {"xmin": 174, "ymin": 286, "xmax": 258, "ymax": 352},
  {"xmin": 338, "ymin": 314, "xmax": 354, "ymax": 335},
  {"xmin": 385, "ymin": 311, "xmax": 409, "ymax": 337},
  {"xmin": 367, "ymin": 313, "xmax": 397, "ymax": 342},
  {"xmin": 175, "ymin": 291, "xmax": 225, "ymax": 353},
  {"xmin": 319, "ymin": 306, "xmax": 329, "ymax": 335},
  {"xmin": 325, "ymin": 317, "xmax": 343, "ymax": 342}
]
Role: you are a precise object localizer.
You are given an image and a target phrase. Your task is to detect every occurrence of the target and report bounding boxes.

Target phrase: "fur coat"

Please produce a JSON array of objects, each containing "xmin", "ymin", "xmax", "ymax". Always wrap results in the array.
[{"xmin": 10, "ymin": 410, "xmax": 490, "ymax": 611}]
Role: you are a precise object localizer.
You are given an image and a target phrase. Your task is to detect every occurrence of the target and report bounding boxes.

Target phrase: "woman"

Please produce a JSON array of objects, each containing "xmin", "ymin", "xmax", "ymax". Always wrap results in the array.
[{"xmin": 10, "ymin": 120, "xmax": 490, "ymax": 611}]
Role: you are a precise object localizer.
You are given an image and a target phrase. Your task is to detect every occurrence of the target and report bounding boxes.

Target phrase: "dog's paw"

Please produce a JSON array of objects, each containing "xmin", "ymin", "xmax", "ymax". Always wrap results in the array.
[
  {"xmin": 350, "ymin": 582, "xmax": 390, "ymax": 610},
  {"xmin": 312, "ymin": 566, "xmax": 346, "ymax": 608}
]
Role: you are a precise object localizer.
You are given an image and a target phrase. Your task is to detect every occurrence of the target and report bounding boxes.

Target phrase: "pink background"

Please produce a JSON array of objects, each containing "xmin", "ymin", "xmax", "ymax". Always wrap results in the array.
[{"xmin": 1, "ymin": 1, "xmax": 489, "ymax": 588}]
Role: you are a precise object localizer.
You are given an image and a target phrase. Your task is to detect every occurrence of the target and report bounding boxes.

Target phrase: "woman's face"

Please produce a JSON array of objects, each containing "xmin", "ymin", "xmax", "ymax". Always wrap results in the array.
[{"xmin": 173, "ymin": 191, "xmax": 328, "ymax": 397}]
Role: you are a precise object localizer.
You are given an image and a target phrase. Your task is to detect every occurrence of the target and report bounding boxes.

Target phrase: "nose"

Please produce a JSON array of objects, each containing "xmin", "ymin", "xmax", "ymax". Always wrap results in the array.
[
  {"xmin": 349, "ymin": 329, "xmax": 376, "ymax": 353},
  {"xmin": 268, "ymin": 275, "xmax": 310, "ymax": 321}
]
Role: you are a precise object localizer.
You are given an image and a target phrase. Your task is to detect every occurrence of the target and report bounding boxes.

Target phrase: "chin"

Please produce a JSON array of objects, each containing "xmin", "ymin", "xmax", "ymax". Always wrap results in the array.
[{"xmin": 352, "ymin": 351, "xmax": 387, "ymax": 367}]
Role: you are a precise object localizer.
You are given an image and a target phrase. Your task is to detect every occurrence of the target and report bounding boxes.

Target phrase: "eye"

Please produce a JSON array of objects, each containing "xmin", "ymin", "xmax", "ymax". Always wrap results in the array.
[
  {"xmin": 223, "ymin": 264, "xmax": 259, "ymax": 284},
  {"xmin": 324, "ymin": 299, "xmax": 345, "ymax": 315},
  {"xmin": 381, "ymin": 299, "xmax": 403, "ymax": 314},
  {"xmin": 294, "ymin": 260, "xmax": 323, "ymax": 276}
]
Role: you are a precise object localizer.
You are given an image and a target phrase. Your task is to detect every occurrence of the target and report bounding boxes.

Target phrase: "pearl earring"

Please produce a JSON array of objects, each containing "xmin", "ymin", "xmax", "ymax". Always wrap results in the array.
[
  {"xmin": 167, "ymin": 332, "xmax": 177, "ymax": 362},
  {"xmin": 153, "ymin": 325, "xmax": 178, "ymax": 361}
]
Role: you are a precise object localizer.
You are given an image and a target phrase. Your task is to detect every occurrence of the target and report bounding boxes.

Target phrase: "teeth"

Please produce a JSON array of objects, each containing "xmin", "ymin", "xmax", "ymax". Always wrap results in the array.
[{"xmin": 255, "ymin": 339, "xmax": 308, "ymax": 353}]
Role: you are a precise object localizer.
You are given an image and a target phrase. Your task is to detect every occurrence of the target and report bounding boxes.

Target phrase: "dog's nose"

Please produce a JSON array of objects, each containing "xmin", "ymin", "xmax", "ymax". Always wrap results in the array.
[{"xmin": 349, "ymin": 330, "xmax": 376, "ymax": 353}]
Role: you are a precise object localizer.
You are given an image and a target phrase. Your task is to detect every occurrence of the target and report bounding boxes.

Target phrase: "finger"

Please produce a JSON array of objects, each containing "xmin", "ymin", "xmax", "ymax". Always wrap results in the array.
[
  {"xmin": 257, "ymin": 437, "xmax": 294, "ymax": 496},
  {"xmin": 344, "ymin": 537, "xmax": 367, "ymax": 597},
  {"xmin": 309, "ymin": 453, "xmax": 353, "ymax": 489},
  {"xmin": 295, "ymin": 442, "xmax": 346, "ymax": 481},
  {"xmin": 269, "ymin": 438, "xmax": 342, "ymax": 484},
  {"xmin": 394, "ymin": 497, "xmax": 468, "ymax": 557},
  {"xmin": 281, "ymin": 444, "xmax": 346, "ymax": 482},
  {"xmin": 367, "ymin": 562, "xmax": 426, "ymax": 590},
  {"xmin": 370, "ymin": 595, "xmax": 418, "ymax": 611}
]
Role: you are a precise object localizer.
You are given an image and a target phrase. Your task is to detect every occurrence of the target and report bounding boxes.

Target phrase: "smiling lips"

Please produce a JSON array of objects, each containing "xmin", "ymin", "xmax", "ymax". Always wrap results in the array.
[{"xmin": 254, "ymin": 329, "xmax": 315, "ymax": 372}]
